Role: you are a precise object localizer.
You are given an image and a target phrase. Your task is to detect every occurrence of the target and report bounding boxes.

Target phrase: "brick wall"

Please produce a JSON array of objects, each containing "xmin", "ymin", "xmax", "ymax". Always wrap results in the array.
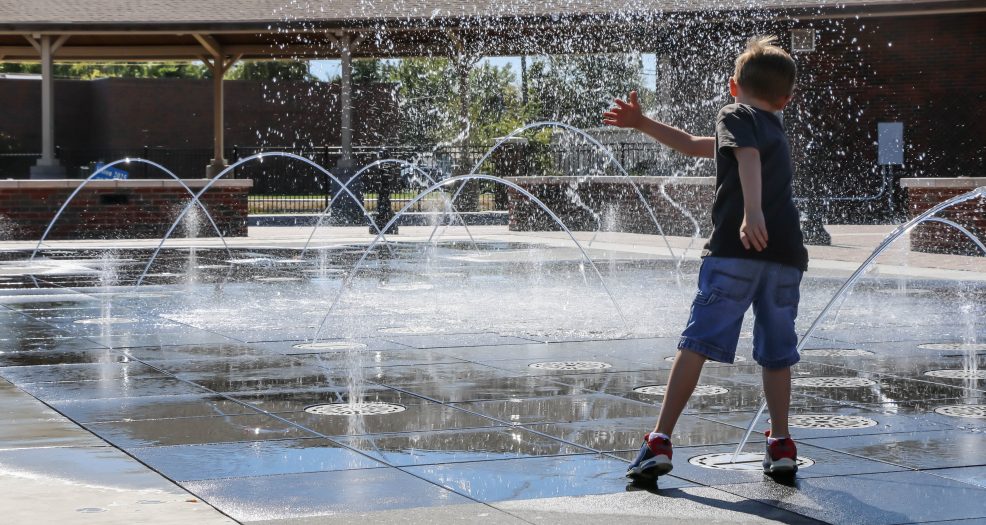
[
  {"xmin": 902, "ymin": 180, "xmax": 986, "ymax": 256},
  {"xmin": 507, "ymin": 176, "xmax": 713, "ymax": 237},
  {"xmin": 0, "ymin": 180, "xmax": 252, "ymax": 241},
  {"xmin": 787, "ymin": 12, "xmax": 986, "ymax": 222}
]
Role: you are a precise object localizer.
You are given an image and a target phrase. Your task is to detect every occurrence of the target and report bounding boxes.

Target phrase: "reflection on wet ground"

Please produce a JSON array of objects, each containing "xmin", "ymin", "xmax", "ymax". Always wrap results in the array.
[{"xmin": 0, "ymin": 243, "xmax": 984, "ymax": 523}]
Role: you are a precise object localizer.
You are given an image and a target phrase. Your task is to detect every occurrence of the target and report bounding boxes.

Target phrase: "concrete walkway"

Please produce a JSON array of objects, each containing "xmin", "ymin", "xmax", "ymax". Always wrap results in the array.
[{"xmin": 0, "ymin": 378, "xmax": 235, "ymax": 524}]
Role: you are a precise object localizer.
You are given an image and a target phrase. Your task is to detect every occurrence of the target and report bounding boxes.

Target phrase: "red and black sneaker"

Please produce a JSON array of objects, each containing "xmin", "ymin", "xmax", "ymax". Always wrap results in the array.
[
  {"xmin": 762, "ymin": 430, "xmax": 798, "ymax": 475},
  {"xmin": 626, "ymin": 433, "xmax": 673, "ymax": 481}
]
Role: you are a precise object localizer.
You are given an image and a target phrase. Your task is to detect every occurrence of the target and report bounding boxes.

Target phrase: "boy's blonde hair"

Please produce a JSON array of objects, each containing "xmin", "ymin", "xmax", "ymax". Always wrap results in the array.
[{"xmin": 734, "ymin": 36, "xmax": 797, "ymax": 103}]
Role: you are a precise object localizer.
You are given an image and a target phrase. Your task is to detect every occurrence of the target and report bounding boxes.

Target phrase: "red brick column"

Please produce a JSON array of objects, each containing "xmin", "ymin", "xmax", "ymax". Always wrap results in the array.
[
  {"xmin": 901, "ymin": 179, "xmax": 986, "ymax": 256},
  {"xmin": 0, "ymin": 179, "xmax": 252, "ymax": 241}
]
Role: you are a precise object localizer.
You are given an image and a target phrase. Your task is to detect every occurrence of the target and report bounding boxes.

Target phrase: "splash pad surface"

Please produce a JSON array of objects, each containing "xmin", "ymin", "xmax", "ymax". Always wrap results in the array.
[{"xmin": 1, "ymin": 224, "xmax": 984, "ymax": 524}]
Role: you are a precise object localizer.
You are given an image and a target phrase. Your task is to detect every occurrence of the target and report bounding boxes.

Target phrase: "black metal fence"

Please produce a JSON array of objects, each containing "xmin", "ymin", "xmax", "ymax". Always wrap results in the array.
[{"xmin": 0, "ymin": 142, "xmax": 673, "ymax": 215}]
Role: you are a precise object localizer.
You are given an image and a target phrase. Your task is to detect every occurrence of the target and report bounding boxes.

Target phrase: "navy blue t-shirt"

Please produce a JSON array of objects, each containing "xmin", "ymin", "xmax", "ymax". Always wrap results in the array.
[{"xmin": 703, "ymin": 103, "xmax": 808, "ymax": 271}]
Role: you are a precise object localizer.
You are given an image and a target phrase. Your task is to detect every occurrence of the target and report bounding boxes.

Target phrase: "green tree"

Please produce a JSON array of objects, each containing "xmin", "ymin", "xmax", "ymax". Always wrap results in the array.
[
  {"xmin": 526, "ymin": 53, "xmax": 644, "ymax": 129},
  {"xmin": 225, "ymin": 60, "xmax": 313, "ymax": 81},
  {"xmin": 0, "ymin": 62, "xmax": 208, "ymax": 79}
]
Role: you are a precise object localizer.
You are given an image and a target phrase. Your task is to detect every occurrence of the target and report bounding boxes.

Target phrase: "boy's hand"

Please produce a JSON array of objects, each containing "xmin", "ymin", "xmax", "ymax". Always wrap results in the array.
[
  {"xmin": 603, "ymin": 90, "xmax": 643, "ymax": 129},
  {"xmin": 740, "ymin": 209, "xmax": 768, "ymax": 252}
]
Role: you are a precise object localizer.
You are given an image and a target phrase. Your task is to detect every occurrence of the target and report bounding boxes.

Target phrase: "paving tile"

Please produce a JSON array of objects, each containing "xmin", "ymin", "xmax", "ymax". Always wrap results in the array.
[
  {"xmin": 130, "ymin": 438, "xmax": 383, "ymax": 481},
  {"xmin": 404, "ymin": 454, "xmax": 694, "ymax": 502},
  {"xmin": 184, "ymin": 468, "xmax": 474, "ymax": 522},
  {"xmin": 801, "ymin": 430, "xmax": 986, "ymax": 470},
  {"xmin": 527, "ymin": 414, "xmax": 748, "ymax": 451},
  {"xmin": 335, "ymin": 426, "xmax": 590, "ymax": 466},
  {"xmin": 18, "ymin": 377, "xmax": 209, "ymax": 401},
  {"xmin": 0, "ymin": 361, "xmax": 166, "ymax": 383},
  {"xmin": 452, "ymin": 393, "xmax": 659, "ymax": 425},
  {"xmin": 85, "ymin": 413, "xmax": 315, "ymax": 447},
  {"xmin": 715, "ymin": 471, "xmax": 986, "ymax": 525},
  {"xmin": 51, "ymin": 393, "xmax": 258, "ymax": 424}
]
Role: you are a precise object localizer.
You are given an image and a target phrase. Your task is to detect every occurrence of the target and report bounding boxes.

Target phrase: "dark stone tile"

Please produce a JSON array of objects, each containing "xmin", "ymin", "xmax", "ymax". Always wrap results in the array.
[
  {"xmin": 404, "ymin": 454, "xmax": 694, "ymax": 502},
  {"xmin": 302, "ymin": 348, "xmax": 465, "ymax": 368},
  {"xmin": 700, "ymin": 405, "xmax": 954, "ymax": 440},
  {"xmin": 380, "ymin": 332, "xmax": 538, "ymax": 349},
  {"xmin": 391, "ymin": 375, "xmax": 589, "ymax": 403},
  {"xmin": 126, "ymin": 343, "xmax": 269, "ymax": 361},
  {"xmin": 528, "ymin": 414, "xmax": 748, "ymax": 451},
  {"xmin": 0, "ymin": 361, "xmax": 165, "ymax": 383},
  {"xmin": 928, "ymin": 465, "xmax": 986, "ymax": 489},
  {"xmin": 183, "ymin": 468, "xmax": 473, "ymax": 522},
  {"xmin": 453, "ymin": 393, "xmax": 658, "ymax": 425},
  {"xmin": 130, "ymin": 438, "xmax": 383, "ymax": 481},
  {"xmin": 335, "ymin": 427, "xmax": 590, "ymax": 467},
  {"xmin": 50, "ymin": 393, "xmax": 258, "ymax": 423},
  {"xmin": 802, "ymin": 430, "xmax": 986, "ymax": 470},
  {"xmin": 715, "ymin": 471, "xmax": 986, "ymax": 525},
  {"xmin": 18, "ymin": 377, "xmax": 209, "ymax": 401},
  {"xmin": 0, "ymin": 348, "xmax": 126, "ymax": 367},
  {"xmin": 85, "ymin": 413, "xmax": 314, "ymax": 447},
  {"xmin": 359, "ymin": 361, "xmax": 518, "ymax": 386}
]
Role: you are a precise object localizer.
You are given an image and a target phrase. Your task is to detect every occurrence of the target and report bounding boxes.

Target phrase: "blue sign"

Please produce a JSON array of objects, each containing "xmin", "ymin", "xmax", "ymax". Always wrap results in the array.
[{"xmin": 91, "ymin": 162, "xmax": 129, "ymax": 180}]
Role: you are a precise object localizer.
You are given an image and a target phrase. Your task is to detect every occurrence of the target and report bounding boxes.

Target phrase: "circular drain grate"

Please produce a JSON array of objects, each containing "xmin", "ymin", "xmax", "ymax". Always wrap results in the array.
[
  {"xmin": 74, "ymin": 317, "xmax": 136, "ymax": 325},
  {"xmin": 305, "ymin": 402, "xmax": 406, "ymax": 416},
  {"xmin": 924, "ymin": 369, "xmax": 986, "ymax": 380},
  {"xmin": 919, "ymin": 343, "xmax": 986, "ymax": 351},
  {"xmin": 787, "ymin": 414, "xmax": 878, "ymax": 429},
  {"xmin": 792, "ymin": 377, "xmax": 877, "ymax": 388},
  {"xmin": 689, "ymin": 452, "xmax": 814, "ymax": 471},
  {"xmin": 801, "ymin": 348, "xmax": 875, "ymax": 357},
  {"xmin": 633, "ymin": 385, "xmax": 729, "ymax": 396},
  {"xmin": 378, "ymin": 326, "xmax": 437, "ymax": 335},
  {"xmin": 934, "ymin": 405, "xmax": 986, "ymax": 419},
  {"xmin": 379, "ymin": 283, "xmax": 434, "ymax": 291},
  {"xmin": 528, "ymin": 361, "xmax": 612, "ymax": 371},
  {"xmin": 665, "ymin": 355, "xmax": 747, "ymax": 363},
  {"xmin": 292, "ymin": 341, "xmax": 367, "ymax": 351}
]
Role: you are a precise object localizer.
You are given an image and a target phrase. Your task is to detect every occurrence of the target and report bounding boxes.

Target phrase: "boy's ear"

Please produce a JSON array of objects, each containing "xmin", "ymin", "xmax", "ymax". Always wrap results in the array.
[{"xmin": 728, "ymin": 77, "xmax": 739, "ymax": 97}]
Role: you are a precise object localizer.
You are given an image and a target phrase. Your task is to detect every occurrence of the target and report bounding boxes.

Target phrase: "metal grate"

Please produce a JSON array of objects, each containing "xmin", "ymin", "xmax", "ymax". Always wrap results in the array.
[
  {"xmin": 792, "ymin": 377, "xmax": 877, "ymax": 388},
  {"xmin": 689, "ymin": 452, "xmax": 814, "ymax": 471},
  {"xmin": 529, "ymin": 361, "xmax": 612, "ymax": 371},
  {"xmin": 933, "ymin": 405, "xmax": 986, "ymax": 419},
  {"xmin": 919, "ymin": 343, "xmax": 986, "ymax": 351},
  {"xmin": 665, "ymin": 355, "xmax": 746, "ymax": 363},
  {"xmin": 633, "ymin": 385, "xmax": 728, "ymax": 396},
  {"xmin": 801, "ymin": 348, "xmax": 875, "ymax": 357},
  {"xmin": 292, "ymin": 341, "xmax": 367, "ymax": 351},
  {"xmin": 787, "ymin": 414, "xmax": 878, "ymax": 429},
  {"xmin": 924, "ymin": 369, "xmax": 986, "ymax": 380},
  {"xmin": 305, "ymin": 402, "xmax": 406, "ymax": 416},
  {"xmin": 378, "ymin": 326, "xmax": 438, "ymax": 334}
]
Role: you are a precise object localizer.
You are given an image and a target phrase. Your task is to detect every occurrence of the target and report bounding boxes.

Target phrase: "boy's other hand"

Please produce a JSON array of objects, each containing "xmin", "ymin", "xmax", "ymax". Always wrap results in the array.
[
  {"xmin": 740, "ymin": 209, "xmax": 768, "ymax": 252},
  {"xmin": 603, "ymin": 90, "xmax": 643, "ymax": 129}
]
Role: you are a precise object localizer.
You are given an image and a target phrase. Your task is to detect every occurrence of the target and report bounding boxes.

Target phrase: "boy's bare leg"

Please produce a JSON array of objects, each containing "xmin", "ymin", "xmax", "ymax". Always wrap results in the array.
[
  {"xmin": 763, "ymin": 366, "xmax": 791, "ymax": 438},
  {"xmin": 654, "ymin": 349, "xmax": 706, "ymax": 435}
]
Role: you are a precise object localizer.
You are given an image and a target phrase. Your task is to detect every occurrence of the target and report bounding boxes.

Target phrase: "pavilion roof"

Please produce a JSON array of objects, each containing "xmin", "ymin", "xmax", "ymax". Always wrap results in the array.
[{"xmin": 0, "ymin": 0, "xmax": 980, "ymax": 60}]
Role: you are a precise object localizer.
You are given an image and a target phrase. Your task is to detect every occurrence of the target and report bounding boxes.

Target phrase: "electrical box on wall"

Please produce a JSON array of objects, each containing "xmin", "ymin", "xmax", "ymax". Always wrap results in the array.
[
  {"xmin": 791, "ymin": 29, "xmax": 816, "ymax": 52},
  {"xmin": 878, "ymin": 122, "xmax": 904, "ymax": 166}
]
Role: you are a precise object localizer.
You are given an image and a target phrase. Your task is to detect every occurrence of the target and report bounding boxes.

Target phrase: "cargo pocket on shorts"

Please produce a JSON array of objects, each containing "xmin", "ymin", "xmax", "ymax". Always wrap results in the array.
[{"xmin": 774, "ymin": 271, "xmax": 802, "ymax": 307}]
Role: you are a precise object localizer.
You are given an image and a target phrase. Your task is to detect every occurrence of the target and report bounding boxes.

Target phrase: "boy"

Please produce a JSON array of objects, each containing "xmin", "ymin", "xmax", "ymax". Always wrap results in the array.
[{"xmin": 603, "ymin": 36, "xmax": 808, "ymax": 480}]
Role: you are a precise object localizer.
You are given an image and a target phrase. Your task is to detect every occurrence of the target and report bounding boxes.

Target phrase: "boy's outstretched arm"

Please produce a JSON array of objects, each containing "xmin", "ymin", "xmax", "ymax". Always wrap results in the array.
[{"xmin": 603, "ymin": 91, "xmax": 714, "ymax": 159}]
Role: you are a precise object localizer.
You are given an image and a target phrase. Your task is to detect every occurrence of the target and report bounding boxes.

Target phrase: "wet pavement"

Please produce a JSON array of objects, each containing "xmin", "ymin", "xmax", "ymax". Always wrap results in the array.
[{"xmin": 0, "ymin": 238, "xmax": 984, "ymax": 524}]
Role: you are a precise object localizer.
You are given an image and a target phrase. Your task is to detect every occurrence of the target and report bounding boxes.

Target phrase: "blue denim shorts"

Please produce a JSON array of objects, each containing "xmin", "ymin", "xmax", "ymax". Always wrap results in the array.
[{"xmin": 679, "ymin": 257, "xmax": 803, "ymax": 369}]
